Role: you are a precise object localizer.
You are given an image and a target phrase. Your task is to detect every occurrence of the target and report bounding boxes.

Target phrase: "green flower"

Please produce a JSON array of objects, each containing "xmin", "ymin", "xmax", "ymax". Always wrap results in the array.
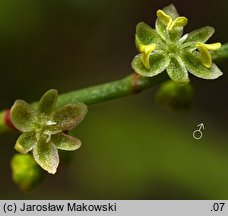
[
  {"xmin": 10, "ymin": 89, "xmax": 87, "ymax": 174},
  {"xmin": 132, "ymin": 4, "xmax": 223, "ymax": 83}
]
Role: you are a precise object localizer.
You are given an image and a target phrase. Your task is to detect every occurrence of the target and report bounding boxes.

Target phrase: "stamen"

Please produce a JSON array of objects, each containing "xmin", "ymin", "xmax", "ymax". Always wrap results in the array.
[
  {"xmin": 157, "ymin": 10, "xmax": 172, "ymax": 28},
  {"xmin": 200, "ymin": 42, "xmax": 221, "ymax": 50},
  {"xmin": 168, "ymin": 17, "xmax": 188, "ymax": 31},
  {"xmin": 157, "ymin": 9, "xmax": 188, "ymax": 31},
  {"xmin": 139, "ymin": 44, "xmax": 156, "ymax": 68},
  {"xmin": 196, "ymin": 42, "xmax": 221, "ymax": 68}
]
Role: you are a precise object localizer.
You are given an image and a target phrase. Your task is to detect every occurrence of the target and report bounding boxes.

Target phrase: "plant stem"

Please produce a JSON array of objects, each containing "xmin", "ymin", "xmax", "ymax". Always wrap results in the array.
[
  {"xmin": 56, "ymin": 73, "xmax": 167, "ymax": 107},
  {"xmin": 0, "ymin": 73, "xmax": 167, "ymax": 133},
  {"xmin": 212, "ymin": 43, "xmax": 228, "ymax": 62},
  {"xmin": 0, "ymin": 111, "xmax": 7, "ymax": 133},
  {"xmin": 0, "ymin": 43, "xmax": 228, "ymax": 133}
]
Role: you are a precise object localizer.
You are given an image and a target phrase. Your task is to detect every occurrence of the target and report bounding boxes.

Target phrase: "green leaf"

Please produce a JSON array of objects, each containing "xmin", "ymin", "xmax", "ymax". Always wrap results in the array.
[
  {"xmin": 131, "ymin": 53, "xmax": 170, "ymax": 77},
  {"xmin": 15, "ymin": 131, "xmax": 37, "ymax": 154},
  {"xmin": 182, "ymin": 52, "xmax": 223, "ymax": 79},
  {"xmin": 166, "ymin": 56, "xmax": 189, "ymax": 83},
  {"xmin": 136, "ymin": 22, "xmax": 164, "ymax": 46},
  {"xmin": 184, "ymin": 26, "xmax": 214, "ymax": 44},
  {"xmin": 38, "ymin": 89, "xmax": 58, "ymax": 115},
  {"xmin": 52, "ymin": 133, "xmax": 81, "ymax": 151},
  {"xmin": 10, "ymin": 100, "xmax": 36, "ymax": 132},
  {"xmin": 51, "ymin": 103, "xmax": 88, "ymax": 130},
  {"xmin": 33, "ymin": 140, "xmax": 59, "ymax": 174}
]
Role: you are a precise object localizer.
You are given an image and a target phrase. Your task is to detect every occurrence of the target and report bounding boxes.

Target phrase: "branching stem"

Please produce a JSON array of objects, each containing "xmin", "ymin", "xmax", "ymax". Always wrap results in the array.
[{"xmin": 0, "ymin": 43, "xmax": 228, "ymax": 133}]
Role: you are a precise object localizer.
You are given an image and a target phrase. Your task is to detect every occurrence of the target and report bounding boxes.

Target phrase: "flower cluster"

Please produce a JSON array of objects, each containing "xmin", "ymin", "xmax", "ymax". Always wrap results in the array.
[
  {"xmin": 132, "ymin": 4, "xmax": 223, "ymax": 83},
  {"xmin": 10, "ymin": 89, "xmax": 87, "ymax": 174}
]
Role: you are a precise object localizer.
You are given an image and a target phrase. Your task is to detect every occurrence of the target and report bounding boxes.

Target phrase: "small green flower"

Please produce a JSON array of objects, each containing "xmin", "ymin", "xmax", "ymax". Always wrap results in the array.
[
  {"xmin": 132, "ymin": 4, "xmax": 223, "ymax": 83},
  {"xmin": 10, "ymin": 89, "xmax": 87, "ymax": 174}
]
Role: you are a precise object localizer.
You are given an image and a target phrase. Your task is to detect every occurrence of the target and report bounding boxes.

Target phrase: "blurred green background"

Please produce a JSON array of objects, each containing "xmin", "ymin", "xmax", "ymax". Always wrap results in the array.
[{"xmin": 0, "ymin": 0, "xmax": 228, "ymax": 199}]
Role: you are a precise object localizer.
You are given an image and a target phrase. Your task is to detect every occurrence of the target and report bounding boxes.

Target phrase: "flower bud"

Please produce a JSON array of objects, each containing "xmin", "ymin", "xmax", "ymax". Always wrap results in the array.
[
  {"xmin": 155, "ymin": 80, "xmax": 193, "ymax": 110},
  {"xmin": 11, "ymin": 154, "xmax": 43, "ymax": 191}
]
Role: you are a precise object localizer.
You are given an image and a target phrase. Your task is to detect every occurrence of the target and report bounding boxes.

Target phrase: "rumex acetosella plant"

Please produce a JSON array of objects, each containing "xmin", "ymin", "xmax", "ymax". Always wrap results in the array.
[
  {"xmin": 0, "ymin": 3, "xmax": 225, "ymax": 190},
  {"xmin": 132, "ymin": 4, "xmax": 222, "ymax": 83}
]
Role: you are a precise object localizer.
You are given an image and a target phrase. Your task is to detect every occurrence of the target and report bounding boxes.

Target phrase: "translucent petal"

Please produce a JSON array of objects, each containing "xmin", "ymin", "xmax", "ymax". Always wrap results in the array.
[
  {"xmin": 166, "ymin": 57, "xmax": 189, "ymax": 83},
  {"xmin": 15, "ymin": 131, "xmax": 37, "ymax": 154},
  {"xmin": 155, "ymin": 18, "xmax": 167, "ymax": 40},
  {"xmin": 38, "ymin": 89, "xmax": 58, "ymax": 115},
  {"xmin": 10, "ymin": 100, "xmax": 36, "ymax": 132},
  {"xmin": 136, "ymin": 22, "xmax": 164, "ymax": 45},
  {"xmin": 51, "ymin": 103, "xmax": 88, "ymax": 130},
  {"xmin": 182, "ymin": 52, "xmax": 223, "ymax": 79},
  {"xmin": 131, "ymin": 53, "xmax": 170, "ymax": 77},
  {"xmin": 170, "ymin": 27, "xmax": 184, "ymax": 41},
  {"xmin": 33, "ymin": 140, "xmax": 59, "ymax": 174},
  {"xmin": 52, "ymin": 133, "xmax": 81, "ymax": 151},
  {"xmin": 184, "ymin": 26, "xmax": 215, "ymax": 44},
  {"xmin": 162, "ymin": 4, "xmax": 179, "ymax": 19}
]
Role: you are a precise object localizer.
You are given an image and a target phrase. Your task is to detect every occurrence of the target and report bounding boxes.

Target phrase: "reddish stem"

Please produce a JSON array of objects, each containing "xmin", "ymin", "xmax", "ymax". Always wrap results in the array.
[{"xmin": 4, "ymin": 109, "xmax": 16, "ymax": 130}]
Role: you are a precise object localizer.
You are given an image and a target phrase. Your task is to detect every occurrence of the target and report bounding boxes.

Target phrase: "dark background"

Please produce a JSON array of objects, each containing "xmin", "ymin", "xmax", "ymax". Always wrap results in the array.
[{"xmin": 0, "ymin": 0, "xmax": 228, "ymax": 199}]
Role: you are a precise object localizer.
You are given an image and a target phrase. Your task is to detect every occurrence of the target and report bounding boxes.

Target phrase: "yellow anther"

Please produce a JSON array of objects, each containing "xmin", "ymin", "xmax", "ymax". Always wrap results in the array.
[
  {"xmin": 157, "ymin": 10, "xmax": 172, "ymax": 28},
  {"xmin": 167, "ymin": 17, "xmax": 188, "ymax": 31},
  {"xmin": 196, "ymin": 42, "xmax": 221, "ymax": 68},
  {"xmin": 139, "ymin": 44, "xmax": 156, "ymax": 69},
  {"xmin": 157, "ymin": 9, "xmax": 188, "ymax": 31},
  {"xmin": 198, "ymin": 42, "xmax": 221, "ymax": 50}
]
